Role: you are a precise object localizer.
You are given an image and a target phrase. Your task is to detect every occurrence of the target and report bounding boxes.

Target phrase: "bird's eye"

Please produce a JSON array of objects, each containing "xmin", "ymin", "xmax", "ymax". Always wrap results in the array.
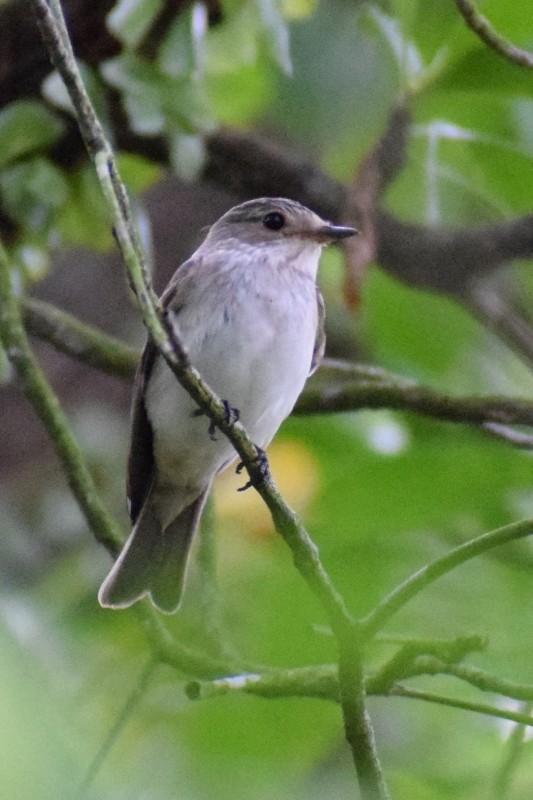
[{"xmin": 263, "ymin": 212, "xmax": 285, "ymax": 231}]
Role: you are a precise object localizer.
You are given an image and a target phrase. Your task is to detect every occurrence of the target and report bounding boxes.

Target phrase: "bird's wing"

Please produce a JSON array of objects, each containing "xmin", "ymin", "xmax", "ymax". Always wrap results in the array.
[
  {"xmin": 310, "ymin": 288, "xmax": 326, "ymax": 375},
  {"xmin": 127, "ymin": 257, "xmax": 199, "ymax": 524},
  {"xmin": 127, "ymin": 339, "xmax": 158, "ymax": 525}
]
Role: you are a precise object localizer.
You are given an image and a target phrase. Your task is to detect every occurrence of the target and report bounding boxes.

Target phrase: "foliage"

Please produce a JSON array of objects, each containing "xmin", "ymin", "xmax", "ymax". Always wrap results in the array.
[{"xmin": 1, "ymin": 0, "xmax": 533, "ymax": 798}]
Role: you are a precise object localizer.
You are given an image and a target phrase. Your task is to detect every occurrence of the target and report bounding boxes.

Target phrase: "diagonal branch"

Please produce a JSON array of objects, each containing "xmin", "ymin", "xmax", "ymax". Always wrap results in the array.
[
  {"xmin": 454, "ymin": 0, "xmax": 533, "ymax": 69},
  {"xmin": 362, "ymin": 517, "xmax": 533, "ymax": 640},
  {"xmin": 21, "ymin": 297, "xmax": 533, "ymax": 442},
  {"xmin": 30, "ymin": 4, "xmax": 388, "ymax": 796}
]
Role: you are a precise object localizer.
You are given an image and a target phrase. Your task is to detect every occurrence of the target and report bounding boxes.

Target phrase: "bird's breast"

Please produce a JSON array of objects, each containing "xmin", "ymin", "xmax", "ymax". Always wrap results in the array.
[{"xmin": 145, "ymin": 265, "xmax": 319, "ymax": 489}]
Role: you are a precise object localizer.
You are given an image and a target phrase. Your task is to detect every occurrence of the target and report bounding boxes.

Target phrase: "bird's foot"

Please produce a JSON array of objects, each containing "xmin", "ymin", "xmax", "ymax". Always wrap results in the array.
[
  {"xmin": 236, "ymin": 447, "xmax": 269, "ymax": 492},
  {"xmin": 193, "ymin": 400, "xmax": 240, "ymax": 441}
]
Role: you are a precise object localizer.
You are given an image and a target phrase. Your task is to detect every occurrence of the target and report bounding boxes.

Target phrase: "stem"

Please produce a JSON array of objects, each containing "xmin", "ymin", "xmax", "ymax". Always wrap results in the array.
[
  {"xmin": 390, "ymin": 685, "xmax": 533, "ymax": 727},
  {"xmin": 362, "ymin": 517, "xmax": 533, "ymax": 640},
  {"xmin": 22, "ymin": 297, "xmax": 139, "ymax": 380},
  {"xmin": 454, "ymin": 0, "xmax": 533, "ymax": 69},
  {"xmin": 338, "ymin": 633, "xmax": 390, "ymax": 800},
  {"xmin": 78, "ymin": 657, "xmax": 157, "ymax": 797}
]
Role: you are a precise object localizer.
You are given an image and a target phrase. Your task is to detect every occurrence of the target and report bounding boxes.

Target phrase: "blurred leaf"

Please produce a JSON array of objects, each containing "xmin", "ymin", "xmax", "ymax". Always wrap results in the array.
[
  {"xmin": 0, "ymin": 101, "xmax": 64, "ymax": 169},
  {"xmin": 159, "ymin": 3, "xmax": 207, "ymax": 78},
  {"xmin": 115, "ymin": 151, "xmax": 162, "ymax": 193},
  {"xmin": 169, "ymin": 131, "xmax": 206, "ymax": 180},
  {"xmin": 0, "ymin": 157, "xmax": 69, "ymax": 232},
  {"xmin": 254, "ymin": 0, "xmax": 293, "ymax": 74},
  {"xmin": 106, "ymin": 0, "xmax": 163, "ymax": 48},
  {"xmin": 56, "ymin": 164, "xmax": 113, "ymax": 251},
  {"xmin": 204, "ymin": 2, "xmax": 259, "ymax": 73},
  {"xmin": 438, "ymin": 47, "xmax": 533, "ymax": 96}
]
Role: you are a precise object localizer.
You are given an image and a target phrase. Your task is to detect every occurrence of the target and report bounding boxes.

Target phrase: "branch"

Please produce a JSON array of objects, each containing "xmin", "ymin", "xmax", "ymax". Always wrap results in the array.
[
  {"xmin": 32, "ymin": 4, "xmax": 388, "ymax": 796},
  {"xmin": 389, "ymin": 685, "xmax": 533, "ymax": 727},
  {"xmin": 20, "ymin": 298, "xmax": 533, "ymax": 444},
  {"xmin": 362, "ymin": 517, "xmax": 533, "ymax": 640},
  {"xmin": 300, "ymin": 362, "xmax": 533, "ymax": 428},
  {"xmin": 407, "ymin": 655, "xmax": 533, "ymax": 703},
  {"xmin": 33, "ymin": 0, "xmax": 354, "ymax": 633},
  {"xmin": 22, "ymin": 296, "xmax": 139, "ymax": 379},
  {"xmin": 454, "ymin": 0, "xmax": 533, "ymax": 69}
]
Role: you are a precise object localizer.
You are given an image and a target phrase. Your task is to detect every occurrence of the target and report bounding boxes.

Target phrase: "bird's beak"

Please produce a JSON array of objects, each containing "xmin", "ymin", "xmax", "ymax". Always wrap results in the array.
[{"xmin": 313, "ymin": 223, "xmax": 358, "ymax": 243}]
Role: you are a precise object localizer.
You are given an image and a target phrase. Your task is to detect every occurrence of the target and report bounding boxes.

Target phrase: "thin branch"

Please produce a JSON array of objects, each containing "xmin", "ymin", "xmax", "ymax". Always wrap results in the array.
[
  {"xmin": 483, "ymin": 422, "xmax": 533, "ymax": 449},
  {"xmin": 300, "ymin": 366, "xmax": 533, "ymax": 428},
  {"xmin": 0, "ymin": 249, "xmax": 263, "ymax": 685},
  {"xmin": 78, "ymin": 657, "xmax": 158, "ymax": 798},
  {"xmin": 0, "ymin": 243, "xmax": 123, "ymax": 555},
  {"xmin": 20, "ymin": 298, "xmax": 533, "ymax": 443},
  {"xmin": 32, "ymin": 0, "xmax": 354, "ymax": 634},
  {"xmin": 454, "ymin": 0, "xmax": 533, "ymax": 69},
  {"xmin": 389, "ymin": 684, "xmax": 533, "ymax": 727},
  {"xmin": 31, "ymin": 4, "xmax": 387, "ymax": 796},
  {"xmin": 362, "ymin": 517, "xmax": 533, "ymax": 640},
  {"xmin": 22, "ymin": 296, "xmax": 139, "ymax": 379},
  {"xmin": 407, "ymin": 656, "xmax": 533, "ymax": 703}
]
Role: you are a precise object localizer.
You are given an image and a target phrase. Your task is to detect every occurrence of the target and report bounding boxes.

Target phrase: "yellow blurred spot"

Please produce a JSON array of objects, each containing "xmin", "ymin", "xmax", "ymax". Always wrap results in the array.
[
  {"xmin": 281, "ymin": 0, "xmax": 317, "ymax": 20},
  {"xmin": 213, "ymin": 438, "xmax": 320, "ymax": 541}
]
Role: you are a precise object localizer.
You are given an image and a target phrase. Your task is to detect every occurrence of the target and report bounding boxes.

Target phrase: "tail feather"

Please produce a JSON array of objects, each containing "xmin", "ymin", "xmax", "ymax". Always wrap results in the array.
[
  {"xmin": 98, "ymin": 486, "xmax": 209, "ymax": 613},
  {"xmin": 150, "ymin": 489, "xmax": 209, "ymax": 613}
]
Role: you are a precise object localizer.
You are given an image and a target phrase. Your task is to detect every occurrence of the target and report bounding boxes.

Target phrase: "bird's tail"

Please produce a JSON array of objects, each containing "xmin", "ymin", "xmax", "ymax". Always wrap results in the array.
[{"xmin": 98, "ymin": 487, "xmax": 209, "ymax": 614}]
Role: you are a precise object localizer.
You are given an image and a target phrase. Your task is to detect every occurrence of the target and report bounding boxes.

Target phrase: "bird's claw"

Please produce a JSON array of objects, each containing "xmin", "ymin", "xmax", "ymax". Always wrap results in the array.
[
  {"xmin": 193, "ymin": 400, "xmax": 240, "ymax": 442},
  {"xmin": 236, "ymin": 447, "xmax": 269, "ymax": 492}
]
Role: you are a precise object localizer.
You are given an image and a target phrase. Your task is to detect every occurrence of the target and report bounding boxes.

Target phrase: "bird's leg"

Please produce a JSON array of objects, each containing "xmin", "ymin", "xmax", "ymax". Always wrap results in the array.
[
  {"xmin": 192, "ymin": 400, "xmax": 240, "ymax": 442},
  {"xmin": 236, "ymin": 447, "xmax": 269, "ymax": 492}
]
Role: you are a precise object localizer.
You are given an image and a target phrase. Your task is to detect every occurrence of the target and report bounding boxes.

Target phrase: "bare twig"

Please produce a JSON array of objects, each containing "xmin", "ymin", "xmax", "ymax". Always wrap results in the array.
[
  {"xmin": 362, "ymin": 517, "xmax": 533, "ymax": 640},
  {"xmin": 454, "ymin": 0, "xmax": 533, "ymax": 69},
  {"xmin": 22, "ymin": 296, "xmax": 139, "ymax": 379},
  {"xmin": 389, "ymin": 685, "xmax": 533, "ymax": 727},
  {"xmin": 21, "ymin": 298, "xmax": 533, "ymax": 444}
]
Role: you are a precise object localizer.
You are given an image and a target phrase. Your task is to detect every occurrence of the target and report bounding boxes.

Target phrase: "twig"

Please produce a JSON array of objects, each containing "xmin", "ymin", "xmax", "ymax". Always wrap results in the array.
[
  {"xmin": 407, "ymin": 656, "xmax": 533, "ymax": 703},
  {"xmin": 299, "ymin": 368, "xmax": 533, "ymax": 428},
  {"xmin": 389, "ymin": 684, "xmax": 533, "ymax": 727},
  {"xmin": 454, "ymin": 0, "xmax": 533, "ymax": 69},
  {"xmin": 362, "ymin": 517, "xmax": 533, "ymax": 640},
  {"xmin": 20, "ymin": 298, "xmax": 533, "ymax": 442},
  {"xmin": 22, "ymin": 297, "xmax": 139, "ymax": 380},
  {"xmin": 483, "ymin": 422, "xmax": 533, "ymax": 449},
  {"xmin": 78, "ymin": 657, "xmax": 157, "ymax": 797}
]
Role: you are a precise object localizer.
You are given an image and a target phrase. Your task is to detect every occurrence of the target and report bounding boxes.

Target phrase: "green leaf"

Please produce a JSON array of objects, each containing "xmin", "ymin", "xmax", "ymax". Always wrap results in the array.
[
  {"xmin": 254, "ymin": 0, "xmax": 293, "ymax": 75},
  {"xmin": 0, "ymin": 101, "xmax": 64, "ymax": 169},
  {"xmin": 106, "ymin": 0, "xmax": 163, "ymax": 48},
  {"xmin": 0, "ymin": 157, "xmax": 69, "ymax": 230},
  {"xmin": 203, "ymin": 3, "xmax": 259, "ymax": 73},
  {"xmin": 115, "ymin": 152, "xmax": 162, "ymax": 193},
  {"xmin": 438, "ymin": 46, "xmax": 533, "ymax": 96},
  {"xmin": 56, "ymin": 164, "xmax": 113, "ymax": 251}
]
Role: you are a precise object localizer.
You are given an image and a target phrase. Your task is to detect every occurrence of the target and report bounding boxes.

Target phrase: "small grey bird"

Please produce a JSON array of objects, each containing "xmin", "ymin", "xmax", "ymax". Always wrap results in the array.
[{"xmin": 98, "ymin": 197, "xmax": 356, "ymax": 613}]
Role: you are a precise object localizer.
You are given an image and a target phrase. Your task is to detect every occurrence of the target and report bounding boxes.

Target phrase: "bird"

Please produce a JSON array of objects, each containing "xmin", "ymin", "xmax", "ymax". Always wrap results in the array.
[{"xmin": 98, "ymin": 197, "xmax": 357, "ymax": 613}]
